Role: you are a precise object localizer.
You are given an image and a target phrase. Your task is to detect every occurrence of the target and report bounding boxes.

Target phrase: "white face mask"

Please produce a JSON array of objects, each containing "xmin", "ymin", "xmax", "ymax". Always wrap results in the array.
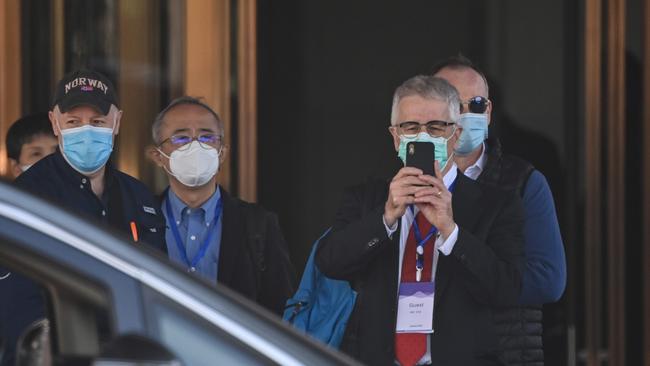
[{"xmin": 158, "ymin": 141, "xmax": 220, "ymax": 187}]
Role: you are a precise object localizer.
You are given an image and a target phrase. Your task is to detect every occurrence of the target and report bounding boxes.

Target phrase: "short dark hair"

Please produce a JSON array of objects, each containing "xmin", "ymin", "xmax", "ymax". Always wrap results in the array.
[
  {"xmin": 430, "ymin": 54, "xmax": 489, "ymax": 94},
  {"xmin": 152, "ymin": 96, "xmax": 223, "ymax": 145},
  {"xmin": 6, "ymin": 113, "xmax": 55, "ymax": 160}
]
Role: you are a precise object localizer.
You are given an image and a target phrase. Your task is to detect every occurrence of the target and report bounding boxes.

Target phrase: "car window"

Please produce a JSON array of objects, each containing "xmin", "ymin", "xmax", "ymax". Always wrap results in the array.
[
  {"xmin": 147, "ymin": 299, "xmax": 275, "ymax": 366},
  {"xmin": 0, "ymin": 201, "xmax": 190, "ymax": 366},
  {"xmin": 0, "ymin": 263, "xmax": 112, "ymax": 366}
]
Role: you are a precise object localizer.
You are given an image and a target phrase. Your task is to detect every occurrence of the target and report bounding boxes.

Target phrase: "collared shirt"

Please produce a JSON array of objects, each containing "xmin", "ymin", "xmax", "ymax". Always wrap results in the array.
[
  {"xmin": 462, "ymin": 143, "xmax": 487, "ymax": 180},
  {"xmin": 14, "ymin": 150, "xmax": 166, "ymax": 249},
  {"xmin": 163, "ymin": 187, "xmax": 223, "ymax": 285},
  {"xmin": 16, "ymin": 149, "xmax": 114, "ymax": 221},
  {"xmin": 384, "ymin": 164, "xmax": 459, "ymax": 365}
]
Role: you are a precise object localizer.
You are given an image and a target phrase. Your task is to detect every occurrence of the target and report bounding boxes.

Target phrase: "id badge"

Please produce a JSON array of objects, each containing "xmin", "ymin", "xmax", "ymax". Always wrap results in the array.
[{"xmin": 395, "ymin": 282, "xmax": 434, "ymax": 333}]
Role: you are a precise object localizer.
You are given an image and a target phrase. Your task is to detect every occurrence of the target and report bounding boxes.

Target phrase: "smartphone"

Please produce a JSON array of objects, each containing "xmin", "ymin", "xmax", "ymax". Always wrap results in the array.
[{"xmin": 405, "ymin": 141, "xmax": 435, "ymax": 176}]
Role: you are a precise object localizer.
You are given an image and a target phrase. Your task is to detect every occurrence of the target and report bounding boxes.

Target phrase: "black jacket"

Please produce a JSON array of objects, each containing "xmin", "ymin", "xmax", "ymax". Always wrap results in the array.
[
  {"xmin": 479, "ymin": 139, "xmax": 543, "ymax": 366},
  {"xmin": 15, "ymin": 151, "xmax": 166, "ymax": 251},
  {"xmin": 315, "ymin": 172, "xmax": 524, "ymax": 366},
  {"xmin": 160, "ymin": 188, "xmax": 297, "ymax": 316}
]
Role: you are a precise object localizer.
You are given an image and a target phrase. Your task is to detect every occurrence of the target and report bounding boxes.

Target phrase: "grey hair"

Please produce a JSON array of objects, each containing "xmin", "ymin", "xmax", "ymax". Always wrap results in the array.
[
  {"xmin": 152, "ymin": 96, "xmax": 224, "ymax": 145},
  {"xmin": 390, "ymin": 75, "xmax": 461, "ymax": 125}
]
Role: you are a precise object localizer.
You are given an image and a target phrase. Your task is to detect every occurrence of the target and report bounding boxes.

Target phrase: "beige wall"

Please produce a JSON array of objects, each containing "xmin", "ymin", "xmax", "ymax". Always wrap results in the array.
[{"xmin": 0, "ymin": 0, "xmax": 21, "ymax": 178}]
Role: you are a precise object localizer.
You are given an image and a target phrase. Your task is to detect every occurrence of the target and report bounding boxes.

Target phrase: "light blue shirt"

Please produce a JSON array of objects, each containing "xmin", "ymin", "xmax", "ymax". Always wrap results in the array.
[{"xmin": 163, "ymin": 187, "xmax": 223, "ymax": 285}]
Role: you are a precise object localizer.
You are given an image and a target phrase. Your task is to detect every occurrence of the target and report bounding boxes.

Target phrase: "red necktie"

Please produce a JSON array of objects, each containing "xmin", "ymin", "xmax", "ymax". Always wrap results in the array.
[{"xmin": 395, "ymin": 212, "xmax": 435, "ymax": 366}]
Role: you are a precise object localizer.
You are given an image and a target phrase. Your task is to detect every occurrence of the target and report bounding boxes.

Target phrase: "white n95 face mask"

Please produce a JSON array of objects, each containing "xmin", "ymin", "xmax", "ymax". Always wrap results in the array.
[{"xmin": 158, "ymin": 141, "xmax": 220, "ymax": 187}]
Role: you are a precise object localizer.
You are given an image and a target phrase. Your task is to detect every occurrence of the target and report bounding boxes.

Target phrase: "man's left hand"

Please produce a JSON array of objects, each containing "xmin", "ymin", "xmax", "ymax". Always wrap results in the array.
[{"xmin": 413, "ymin": 161, "xmax": 456, "ymax": 240}]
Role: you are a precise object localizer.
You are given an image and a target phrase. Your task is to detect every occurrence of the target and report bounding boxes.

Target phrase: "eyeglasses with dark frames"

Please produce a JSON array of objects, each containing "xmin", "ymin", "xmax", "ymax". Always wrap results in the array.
[
  {"xmin": 159, "ymin": 133, "xmax": 223, "ymax": 151},
  {"xmin": 393, "ymin": 120, "xmax": 456, "ymax": 139}
]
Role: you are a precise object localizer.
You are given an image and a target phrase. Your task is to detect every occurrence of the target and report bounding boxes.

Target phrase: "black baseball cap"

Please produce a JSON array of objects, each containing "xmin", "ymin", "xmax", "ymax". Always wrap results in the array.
[{"xmin": 52, "ymin": 69, "xmax": 118, "ymax": 115}]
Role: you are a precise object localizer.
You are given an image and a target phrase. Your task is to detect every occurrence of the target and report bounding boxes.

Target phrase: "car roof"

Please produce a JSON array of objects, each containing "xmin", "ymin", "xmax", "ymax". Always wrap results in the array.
[{"xmin": 0, "ymin": 181, "xmax": 359, "ymax": 366}]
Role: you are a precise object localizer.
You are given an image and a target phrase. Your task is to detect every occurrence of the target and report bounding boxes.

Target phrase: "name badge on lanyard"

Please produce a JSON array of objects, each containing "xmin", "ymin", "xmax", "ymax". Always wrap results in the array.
[
  {"xmin": 396, "ymin": 282, "xmax": 434, "ymax": 333},
  {"xmin": 410, "ymin": 206, "xmax": 437, "ymax": 283},
  {"xmin": 395, "ymin": 179, "xmax": 455, "ymax": 334}
]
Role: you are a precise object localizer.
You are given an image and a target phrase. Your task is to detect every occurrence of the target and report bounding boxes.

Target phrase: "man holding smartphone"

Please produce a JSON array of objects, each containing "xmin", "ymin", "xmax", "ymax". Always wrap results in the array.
[
  {"xmin": 316, "ymin": 75, "xmax": 525, "ymax": 366},
  {"xmin": 433, "ymin": 55, "xmax": 566, "ymax": 366}
]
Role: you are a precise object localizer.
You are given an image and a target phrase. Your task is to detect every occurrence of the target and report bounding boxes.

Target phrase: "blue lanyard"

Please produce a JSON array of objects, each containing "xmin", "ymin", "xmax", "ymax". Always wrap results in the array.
[
  {"xmin": 410, "ymin": 179, "xmax": 457, "ymax": 278},
  {"xmin": 409, "ymin": 206, "xmax": 438, "ymax": 274},
  {"xmin": 165, "ymin": 195, "xmax": 223, "ymax": 272}
]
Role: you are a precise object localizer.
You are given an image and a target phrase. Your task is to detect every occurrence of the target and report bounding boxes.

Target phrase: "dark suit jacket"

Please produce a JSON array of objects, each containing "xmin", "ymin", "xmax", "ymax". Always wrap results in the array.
[
  {"xmin": 315, "ymin": 172, "xmax": 524, "ymax": 366},
  {"xmin": 162, "ymin": 188, "xmax": 296, "ymax": 316}
]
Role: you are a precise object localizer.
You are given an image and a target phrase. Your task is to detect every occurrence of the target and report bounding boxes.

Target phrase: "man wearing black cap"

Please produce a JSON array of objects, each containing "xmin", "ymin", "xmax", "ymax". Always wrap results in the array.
[
  {"xmin": 15, "ymin": 69, "xmax": 166, "ymax": 248},
  {"xmin": 4, "ymin": 70, "xmax": 165, "ymax": 366}
]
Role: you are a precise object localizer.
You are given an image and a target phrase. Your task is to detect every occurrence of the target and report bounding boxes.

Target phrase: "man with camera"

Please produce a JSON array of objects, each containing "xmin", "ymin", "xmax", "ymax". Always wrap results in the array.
[{"xmin": 315, "ymin": 75, "xmax": 525, "ymax": 366}]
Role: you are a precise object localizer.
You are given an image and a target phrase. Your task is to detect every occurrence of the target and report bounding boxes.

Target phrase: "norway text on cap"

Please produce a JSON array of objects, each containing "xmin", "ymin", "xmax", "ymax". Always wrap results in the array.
[{"xmin": 64, "ymin": 78, "xmax": 109, "ymax": 95}]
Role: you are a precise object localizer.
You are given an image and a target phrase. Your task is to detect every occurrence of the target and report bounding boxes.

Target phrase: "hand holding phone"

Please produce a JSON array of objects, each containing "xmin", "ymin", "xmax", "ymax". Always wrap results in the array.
[{"xmin": 384, "ymin": 141, "xmax": 435, "ymax": 227}]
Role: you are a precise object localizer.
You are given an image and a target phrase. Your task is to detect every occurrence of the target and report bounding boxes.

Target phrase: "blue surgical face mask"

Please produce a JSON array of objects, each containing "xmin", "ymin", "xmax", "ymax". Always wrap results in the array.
[
  {"xmin": 455, "ymin": 113, "xmax": 488, "ymax": 155},
  {"xmin": 398, "ymin": 131, "xmax": 455, "ymax": 171},
  {"xmin": 59, "ymin": 123, "xmax": 115, "ymax": 175}
]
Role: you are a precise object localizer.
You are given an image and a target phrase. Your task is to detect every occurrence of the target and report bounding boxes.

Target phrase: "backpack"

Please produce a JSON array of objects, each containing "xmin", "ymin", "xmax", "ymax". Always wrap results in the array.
[{"xmin": 282, "ymin": 229, "xmax": 357, "ymax": 348}]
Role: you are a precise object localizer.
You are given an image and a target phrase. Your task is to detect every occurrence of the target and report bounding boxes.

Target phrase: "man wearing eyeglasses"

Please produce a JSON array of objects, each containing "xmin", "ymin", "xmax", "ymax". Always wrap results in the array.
[
  {"xmin": 316, "ymin": 75, "xmax": 524, "ymax": 365},
  {"xmin": 433, "ymin": 55, "xmax": 566, "ymax": 366},
  {"xmin": 149, "ymin": 96, "xmax": 295, "ymax": 316}
]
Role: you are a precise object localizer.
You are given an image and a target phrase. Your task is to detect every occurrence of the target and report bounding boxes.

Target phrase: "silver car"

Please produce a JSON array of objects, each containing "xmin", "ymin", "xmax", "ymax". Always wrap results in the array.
[{"xmin": 0, "ymin": 182, "xmax": 359, "ymax": 366}]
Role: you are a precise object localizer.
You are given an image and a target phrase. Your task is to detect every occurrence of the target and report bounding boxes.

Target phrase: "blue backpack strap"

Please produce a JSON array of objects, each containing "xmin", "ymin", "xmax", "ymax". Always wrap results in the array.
[
  {"xmin": 283, "ymin": 229, "xmax": 357, "ymax": 348},
  {"xmin": 283, "ymin": 229, "xmax": 330, "ymax": 323},
  {"xmin": 283, "ymin": 245, "xmax": 318, "ymax": 323}
]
